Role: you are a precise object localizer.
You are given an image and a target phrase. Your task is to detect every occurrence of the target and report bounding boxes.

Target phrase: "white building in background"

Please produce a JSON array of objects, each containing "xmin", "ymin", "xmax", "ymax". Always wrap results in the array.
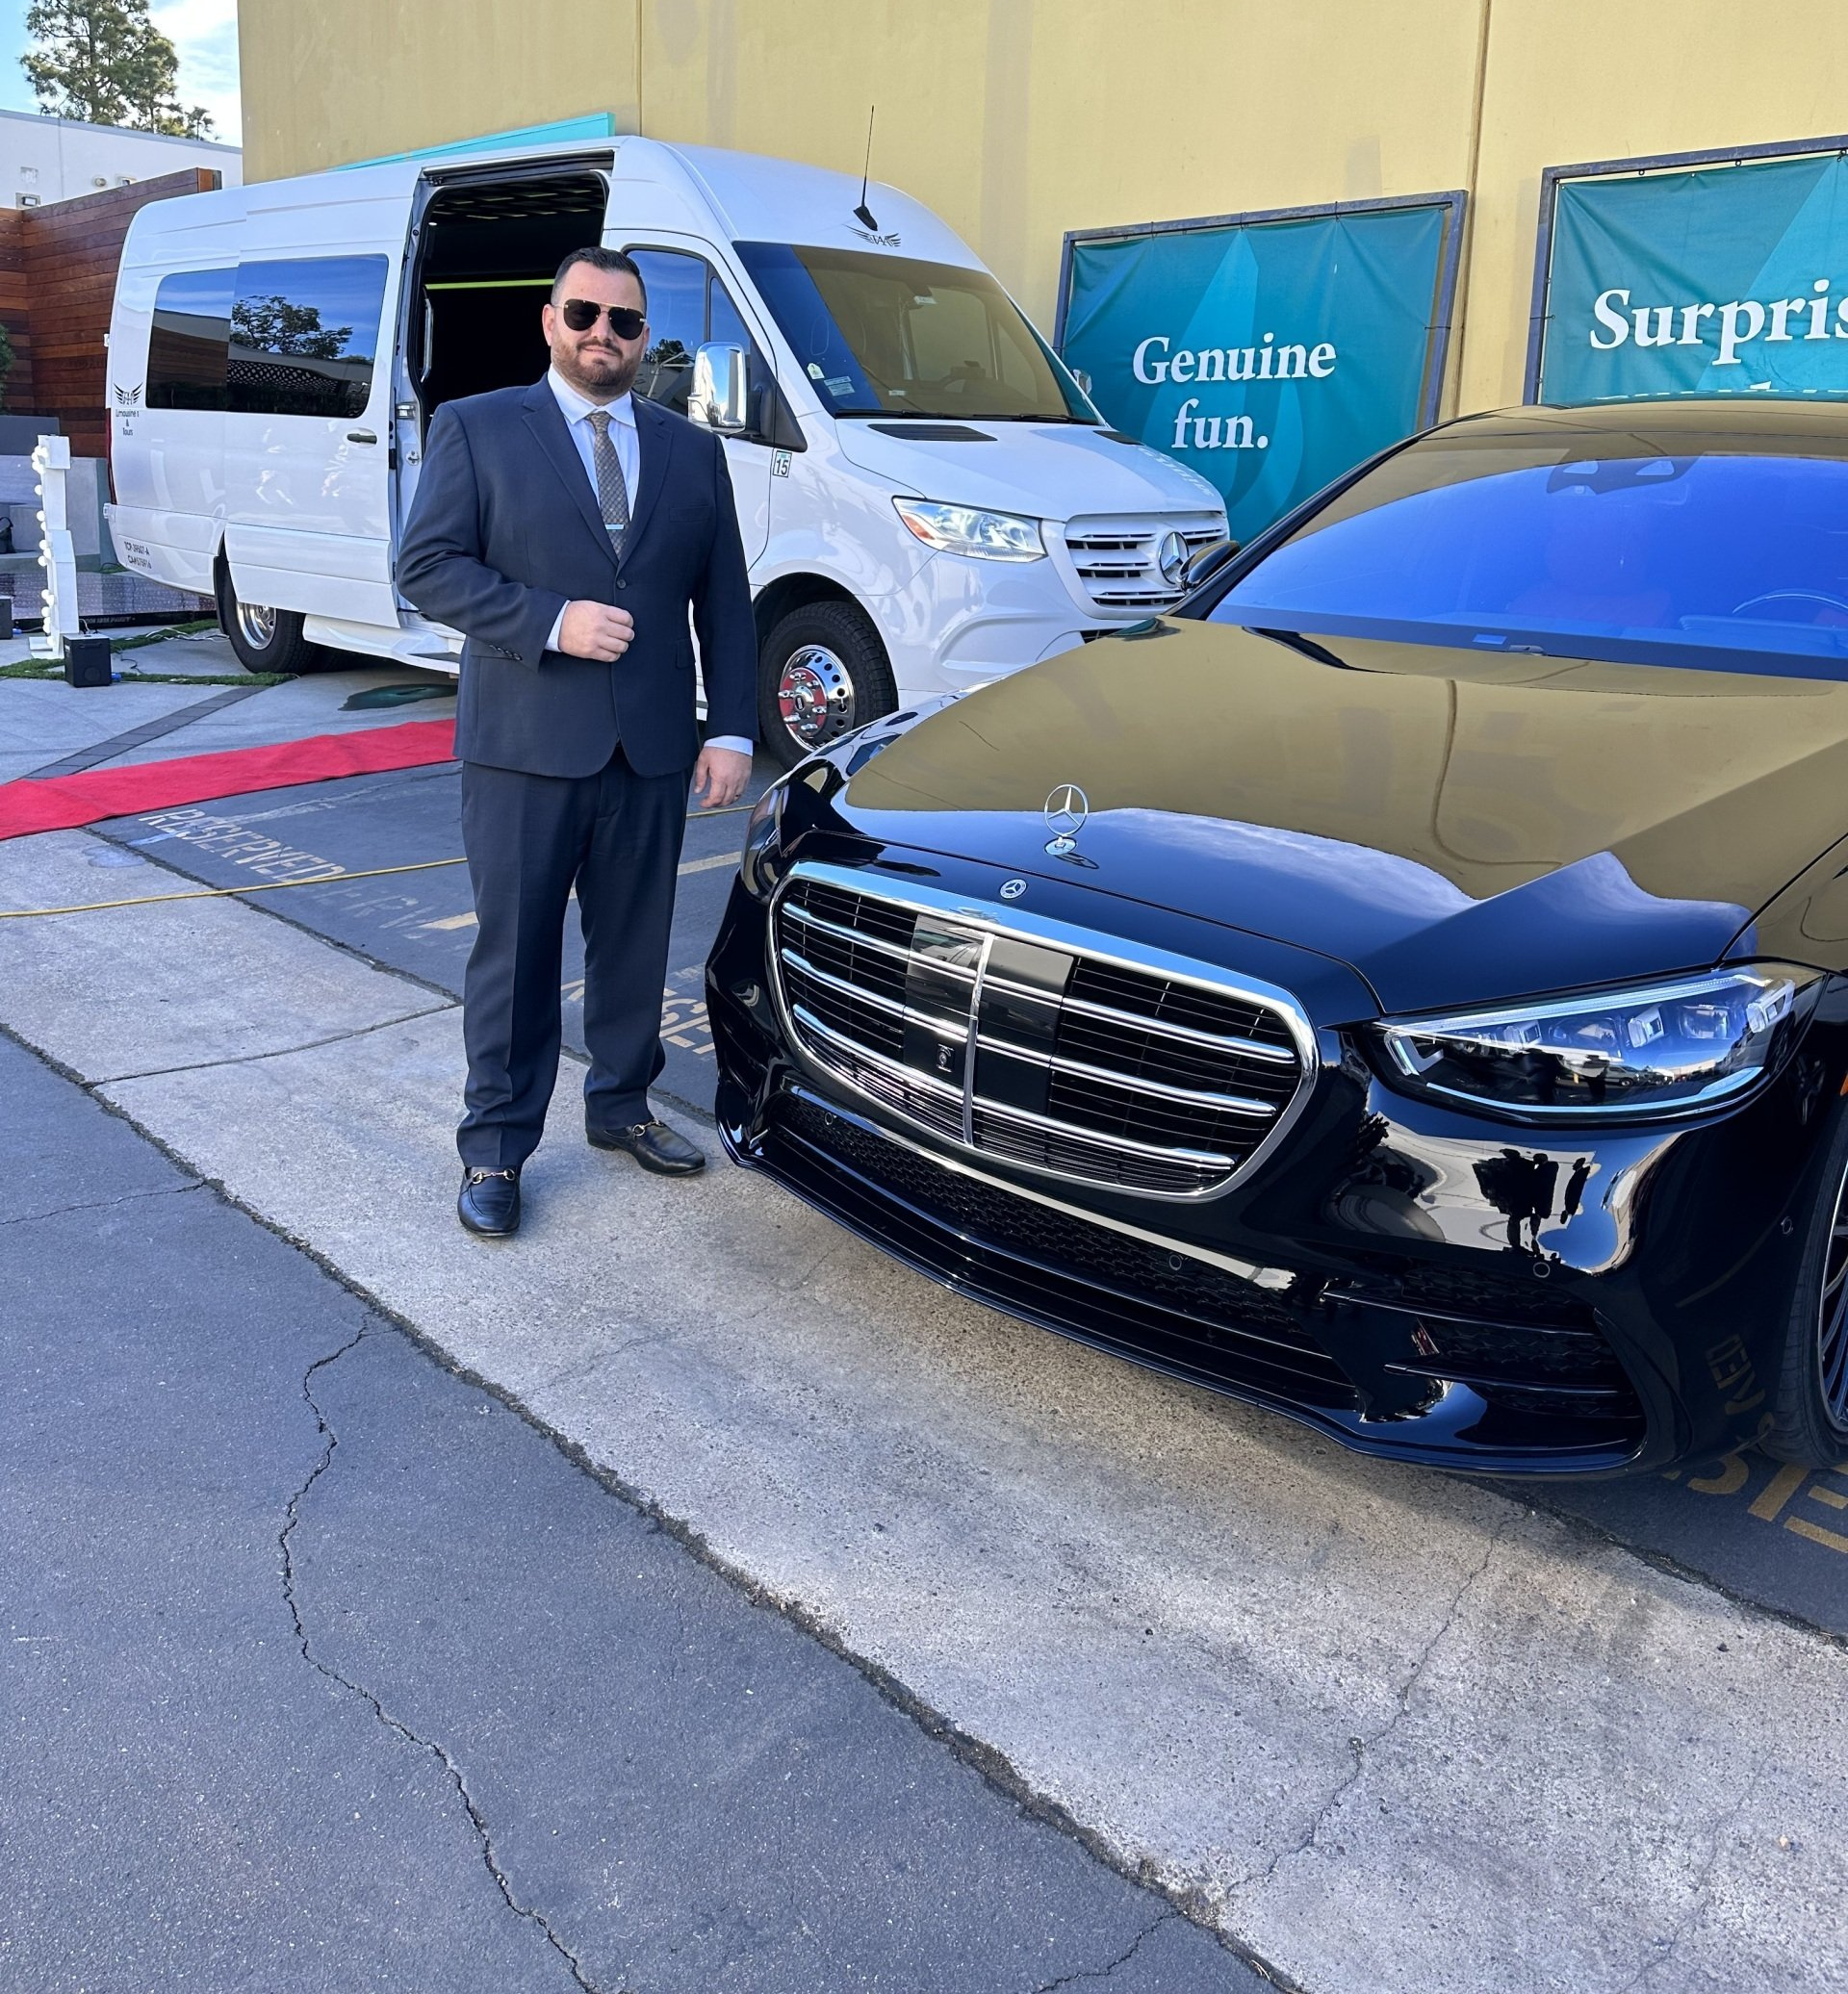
[{"xmin": 1, "ymin": 108, "xmax": 241, "ymax": 208}]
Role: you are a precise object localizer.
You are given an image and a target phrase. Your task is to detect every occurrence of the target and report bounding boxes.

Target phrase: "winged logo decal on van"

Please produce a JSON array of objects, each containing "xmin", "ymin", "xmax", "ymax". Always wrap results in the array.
[
  {"xmin": 114, "ymin": 381, "xmax": 143, "ymax": 407},
  {"xmin": 846, "ymin": 223, "xmax": 902, "ymax": 248}
]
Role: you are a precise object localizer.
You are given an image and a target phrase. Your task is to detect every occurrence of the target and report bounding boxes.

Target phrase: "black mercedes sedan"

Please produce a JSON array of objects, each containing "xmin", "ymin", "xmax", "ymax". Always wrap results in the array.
[{"xmin": 706, "ymin": 398, "xmax": 1848, "ymax": 1476}]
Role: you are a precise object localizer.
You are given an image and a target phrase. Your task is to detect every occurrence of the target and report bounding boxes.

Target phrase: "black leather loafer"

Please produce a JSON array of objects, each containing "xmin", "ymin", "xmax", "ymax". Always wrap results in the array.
[
  {"xmin": 586, "ymin": 1118, "xmax": 706, "ymax": 1176},
  {"xmin": 458, "ymin": 1165, "xmax": 522, "ymax": 1236}
]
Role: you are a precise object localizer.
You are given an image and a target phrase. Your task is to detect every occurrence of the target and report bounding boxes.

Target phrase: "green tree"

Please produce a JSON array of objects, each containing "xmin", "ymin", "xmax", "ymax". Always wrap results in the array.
[
  {"xmin": 0, "ymin": 320, "xmax": 14, "ymax": 410},
  {"xmin": 231, "ymin": 297, "xmax": 351, "ymax": 360},
  {"xmin": 21, "ymin": 0, "xmax": 215, "ymax": 139}
]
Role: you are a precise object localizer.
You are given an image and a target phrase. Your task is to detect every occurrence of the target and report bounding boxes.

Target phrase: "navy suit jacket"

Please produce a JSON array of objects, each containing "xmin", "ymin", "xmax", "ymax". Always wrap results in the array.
[{"xmin": 398, "ymin": 378, "xmax": 757, "ymax": 780}]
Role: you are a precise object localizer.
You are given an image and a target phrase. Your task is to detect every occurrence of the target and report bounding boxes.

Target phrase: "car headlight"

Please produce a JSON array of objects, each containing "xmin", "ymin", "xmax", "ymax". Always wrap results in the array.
[
  {"xmin": 893, "ymin": 498, "xmax": 1045, "ymax": 562},
  {"xmin": 738, "ymin": 779, "xmax": 789, "ymax": 903},
  {"xmin": 1371, "ymin": 964, "xmax": 1822, "ymax": 1121}
]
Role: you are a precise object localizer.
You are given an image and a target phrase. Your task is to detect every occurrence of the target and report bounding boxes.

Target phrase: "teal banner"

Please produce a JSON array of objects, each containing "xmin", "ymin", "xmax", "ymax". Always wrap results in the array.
[
  {"xmin": 340, "ymin": 114, "xmax": 617, "ymax": 169},
  {"xmin": 1059, "ymin": 199, "xmax": 1457, "ymax": 544},
  {"xmin": 1539, "ymin": 151, "xmax": 1848, "ymax": 403}
]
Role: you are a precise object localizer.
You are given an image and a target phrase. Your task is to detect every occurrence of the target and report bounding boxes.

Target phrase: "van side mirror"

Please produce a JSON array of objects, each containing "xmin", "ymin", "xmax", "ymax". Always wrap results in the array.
[
  {"xmin": 1181, "ymin": 537, "xmax": 1242, "ymax": 590},
  {"xmin": 691, "ymin": 343, "xmax": 749, "ymax": 435}
]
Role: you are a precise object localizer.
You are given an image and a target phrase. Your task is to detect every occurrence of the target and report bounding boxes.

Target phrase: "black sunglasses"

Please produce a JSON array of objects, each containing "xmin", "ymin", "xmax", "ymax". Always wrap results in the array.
[{"xmin": 559, "ymin": 298, "xmax": 646, "ymax": 339}]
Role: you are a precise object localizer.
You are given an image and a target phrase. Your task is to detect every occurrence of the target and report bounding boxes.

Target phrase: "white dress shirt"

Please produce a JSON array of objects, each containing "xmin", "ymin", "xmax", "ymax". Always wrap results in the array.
[{"xmin": 542, "ymin": 367, "xmax": 752, "ymax": 756}]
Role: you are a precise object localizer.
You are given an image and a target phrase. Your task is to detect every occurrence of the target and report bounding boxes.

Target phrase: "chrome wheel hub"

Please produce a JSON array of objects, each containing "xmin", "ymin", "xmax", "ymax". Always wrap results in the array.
[
  {"xmin": 1820, "ymin": 1164, "xmax": 1848, "ymax": 1426},
  {"xmin": 778, "ymin": 644, "xmax": 857, "ymax": 749},
  {"xmin": 235, "ymin": 601, "xmax": 278, "ymax": 649}
]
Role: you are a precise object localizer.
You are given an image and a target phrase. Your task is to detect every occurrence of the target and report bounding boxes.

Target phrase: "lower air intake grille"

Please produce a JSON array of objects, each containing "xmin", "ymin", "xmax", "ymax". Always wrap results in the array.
[{"xmin": 772, "ymin": 1090, "xmax": 1358, "ymax": 1408}]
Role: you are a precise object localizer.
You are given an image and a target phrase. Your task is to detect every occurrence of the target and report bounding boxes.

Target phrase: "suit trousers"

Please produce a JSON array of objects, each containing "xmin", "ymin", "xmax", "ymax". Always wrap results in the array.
[{"xmin": 457, "ymin": 748, "xmax": 690, "ymax": 1169}]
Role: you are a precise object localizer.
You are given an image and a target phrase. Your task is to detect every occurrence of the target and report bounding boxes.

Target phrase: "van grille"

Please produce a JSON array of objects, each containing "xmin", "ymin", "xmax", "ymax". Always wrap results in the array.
[
  {"xmin": 772, "ymin": 868, "xmax": 1312, "ymax": 1198},
  {"xmin": 1063, "ymin": 514, "xmax": 1225, "ymax": 611}
]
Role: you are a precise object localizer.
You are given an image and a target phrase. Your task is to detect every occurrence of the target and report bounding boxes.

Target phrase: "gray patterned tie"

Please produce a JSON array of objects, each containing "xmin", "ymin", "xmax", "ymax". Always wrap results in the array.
[{"xmin": 587, "ymin": 409, "xmax": 630, "ymax": 546}]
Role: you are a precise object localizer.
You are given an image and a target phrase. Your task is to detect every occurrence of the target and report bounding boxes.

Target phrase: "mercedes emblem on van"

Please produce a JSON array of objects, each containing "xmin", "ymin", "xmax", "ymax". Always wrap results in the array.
[{"xmin": 1158, "ymin": 529, "xmax": 1189, "ymax": 588}]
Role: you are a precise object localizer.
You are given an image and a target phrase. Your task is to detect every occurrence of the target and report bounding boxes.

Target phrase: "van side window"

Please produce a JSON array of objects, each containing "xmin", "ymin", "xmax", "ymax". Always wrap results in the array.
[
  {"xmin": 628, "ymin": 247, "xmax": 770, "ymax": 433},
  {"xmin": 629, "ymin": 249, "xmax": 706, "ymax": 415},
  {"xmin": 147, "ymin": 268, "xmax": 233, "ymax": 410},
  {"xmin": 228, "ymin": 255, "xmax": 390, "ymax": 421}
]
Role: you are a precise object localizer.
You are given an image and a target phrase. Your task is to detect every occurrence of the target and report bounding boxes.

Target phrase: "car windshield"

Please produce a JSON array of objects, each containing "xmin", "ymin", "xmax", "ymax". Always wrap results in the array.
[
  {"xmin": 1210, "ymin": 430, "xmax": 1848, "ymax": 670},
  {"xmin": 733, "ymin": 241, "xmax": 1092, "ymax": 422}
]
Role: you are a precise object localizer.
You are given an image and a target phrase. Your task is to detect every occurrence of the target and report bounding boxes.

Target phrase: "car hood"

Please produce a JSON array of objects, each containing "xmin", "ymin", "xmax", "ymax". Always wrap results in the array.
[
  {"xmin": 829, "ymin": 418, "xmax": 1224, "ymax": 524},
  {"xmin": 828, "ymin": 621, "xmax": 1848, "ymax": 1015}
]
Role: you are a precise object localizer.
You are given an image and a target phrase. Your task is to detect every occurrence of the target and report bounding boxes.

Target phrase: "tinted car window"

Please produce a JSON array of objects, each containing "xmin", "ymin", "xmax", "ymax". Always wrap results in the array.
[
  {"xmin": 707, "ymin": 274, "xmax": 753, "ymax": 353},
  {"xmin": 629, "ymin": 247, "xmax": 704, "ymax": 413},
  {"xmin": 1212, "ymin": 434, "xmax": 1848, "ymax": 666},
  {"xmin": 227, "ymin": 255, "xmax": 390, "ymax": 420},
  {"xmin": 629, "ymin": 247, "xmax": 771, "ymax": 429},
  {"xmin": 147, "ymin": 267, "xmax": 233, "ymax": 410}
]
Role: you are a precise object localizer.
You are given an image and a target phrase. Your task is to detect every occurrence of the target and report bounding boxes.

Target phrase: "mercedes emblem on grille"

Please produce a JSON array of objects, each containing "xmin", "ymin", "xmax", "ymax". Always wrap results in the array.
[
  {"xmin": 1158, "ymin": 529, "xmax": 1189, "ymax": 588},
  {"xmin": 1043, "ymin": 783, "xmax": 1089, "ymax": 856}
]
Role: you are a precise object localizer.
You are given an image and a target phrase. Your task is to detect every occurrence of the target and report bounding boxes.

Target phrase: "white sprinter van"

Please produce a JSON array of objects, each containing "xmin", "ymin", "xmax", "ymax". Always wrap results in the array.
[{"xmin": 105, "ymin": 136, "xmax": 1226, "ymax": 765}]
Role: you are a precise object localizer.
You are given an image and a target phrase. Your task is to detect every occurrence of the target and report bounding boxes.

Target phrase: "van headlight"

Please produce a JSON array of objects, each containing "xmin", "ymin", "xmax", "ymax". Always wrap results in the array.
[
  {"xmin": 738, "ymin": 780, "xmax": 790, "ymax": 903},
  {"xmin": 1371, "ymin": 964, "xmax": 1821, "ymax": 1120},
  {"xmin": 893, "ymin": 498, "xmax": 1045, "ymax": 561}
]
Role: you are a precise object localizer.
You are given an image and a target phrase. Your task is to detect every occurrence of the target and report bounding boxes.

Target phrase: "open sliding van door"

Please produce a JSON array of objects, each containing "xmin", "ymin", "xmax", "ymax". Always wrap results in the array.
[
  {"xmin": 393, "ymin": 157, "xmax": 619, "ymax": 548},
  {"xmin": 220, "ymin": 168, "xmax": 411, "ymax": 629}
]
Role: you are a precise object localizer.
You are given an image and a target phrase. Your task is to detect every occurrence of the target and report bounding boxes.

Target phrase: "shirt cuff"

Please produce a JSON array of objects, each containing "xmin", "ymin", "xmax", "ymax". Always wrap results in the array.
[
  {"xmin": 705, "ymin": 735, "xmax": 755, "ymax": 755},
  {"xmin": 544, "ymin": 606, "xmax": 567, "ymax": 655}
]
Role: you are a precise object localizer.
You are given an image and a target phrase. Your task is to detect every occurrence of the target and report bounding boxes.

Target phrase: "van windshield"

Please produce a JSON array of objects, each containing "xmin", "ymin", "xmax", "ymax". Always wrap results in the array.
[{"xmin": 734, "ymin": 242, "xmax": 1092, "ymax": 422}]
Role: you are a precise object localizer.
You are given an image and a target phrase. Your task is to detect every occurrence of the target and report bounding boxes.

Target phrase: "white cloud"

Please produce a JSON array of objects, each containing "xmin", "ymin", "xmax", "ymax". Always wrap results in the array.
[{"xmin": 149, "ymin": 0, "xmax": 242, "ymax": 146}]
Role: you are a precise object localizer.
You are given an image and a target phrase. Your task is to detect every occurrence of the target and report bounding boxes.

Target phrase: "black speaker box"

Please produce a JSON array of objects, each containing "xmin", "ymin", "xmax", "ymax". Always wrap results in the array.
[{"xmin": 64, "ymin": 635, "xmax": 113, "ymax": 687}]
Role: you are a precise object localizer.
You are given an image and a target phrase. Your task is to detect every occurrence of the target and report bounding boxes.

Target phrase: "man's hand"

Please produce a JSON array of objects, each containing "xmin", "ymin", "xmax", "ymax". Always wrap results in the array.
[
  {"xmin": 692, "ymin": 744, "xmax": 753, "ymax": 809},
  {"xmin": 557, "ymin": 600, "xmax": 635, "ymax": 661}
]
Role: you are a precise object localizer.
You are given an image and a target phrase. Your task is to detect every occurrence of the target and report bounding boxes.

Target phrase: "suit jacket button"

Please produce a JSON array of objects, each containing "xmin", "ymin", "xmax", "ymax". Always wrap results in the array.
[{"xmin": 615, "ymin": 577, "xmax": 629, "ymax": 589}]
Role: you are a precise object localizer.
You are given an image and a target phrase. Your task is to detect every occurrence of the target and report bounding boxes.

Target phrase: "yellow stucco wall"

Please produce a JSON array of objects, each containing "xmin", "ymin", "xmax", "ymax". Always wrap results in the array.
[
  {"xmin": 235, "ymin": 0, "xmax": 640, "ymax": 180},
  {"xmin": 237, "ymin": 0, "xmax": 1848, "ymax": 412}
]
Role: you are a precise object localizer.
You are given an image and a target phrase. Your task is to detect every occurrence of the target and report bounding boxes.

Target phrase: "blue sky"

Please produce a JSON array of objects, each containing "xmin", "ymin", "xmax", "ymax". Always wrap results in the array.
[{"xmin": 1, "ymin": 0, "xmax": 243, "ymax": 145}]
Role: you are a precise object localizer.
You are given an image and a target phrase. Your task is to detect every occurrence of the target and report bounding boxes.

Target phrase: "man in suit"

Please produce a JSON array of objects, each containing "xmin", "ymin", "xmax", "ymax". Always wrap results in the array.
[{"xmin": 398, "ymin": 246, "xmax": 756, "ymax": 1238}]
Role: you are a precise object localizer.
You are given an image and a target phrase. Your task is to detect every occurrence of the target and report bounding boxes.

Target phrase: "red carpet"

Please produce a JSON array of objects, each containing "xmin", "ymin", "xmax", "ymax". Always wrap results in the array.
[{"xmin": 0, "ymin": 719, "xmax": 457, "ymax": 842}]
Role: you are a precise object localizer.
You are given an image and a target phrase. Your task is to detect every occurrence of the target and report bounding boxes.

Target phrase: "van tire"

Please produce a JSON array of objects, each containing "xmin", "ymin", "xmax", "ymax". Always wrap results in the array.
[
  {"xmin": 217, "ymin": 571, "xmax": 338, "ymax": 676},
  {"xmin": 757, "ymin": 600, "xmax": 897, "ymax": 770}
]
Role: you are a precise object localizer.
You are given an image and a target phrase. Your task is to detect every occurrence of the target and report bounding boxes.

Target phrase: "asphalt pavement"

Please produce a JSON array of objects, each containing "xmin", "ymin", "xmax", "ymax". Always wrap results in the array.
[{"xmin": 0, "ymin": 1031, "xmax": 1266, "ymax": 1993}]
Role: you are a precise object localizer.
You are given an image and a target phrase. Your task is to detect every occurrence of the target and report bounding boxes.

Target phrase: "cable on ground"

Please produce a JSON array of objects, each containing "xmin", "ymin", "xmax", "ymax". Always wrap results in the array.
[{"xmin": 0, "ymin": 801, "xmax": 753, "ymax": 920}]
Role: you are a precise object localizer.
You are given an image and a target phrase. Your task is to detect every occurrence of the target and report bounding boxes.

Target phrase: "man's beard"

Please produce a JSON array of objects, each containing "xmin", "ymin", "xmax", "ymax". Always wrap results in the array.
[{"xmin": 556, "ymin": 340, "xmax": 642, "ymax": 398}]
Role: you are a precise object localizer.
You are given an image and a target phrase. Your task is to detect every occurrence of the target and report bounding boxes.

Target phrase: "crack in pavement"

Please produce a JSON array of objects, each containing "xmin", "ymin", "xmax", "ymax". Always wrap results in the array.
[
  {"xmin": 1610, "ymin": 1770, "xmax": 1764, "ymax": 1993},
  {"xmin": 1028, "ymin": 1909, "xmax": 1177, "ymax": 1991},
  {"xmin": 96, "ymin": 1001, "xmax": 460, "ymax": 1086},
  {"xmin": 1229, "ymin": 1514, "xmax": 1513, "ymax": 1903},
  {"xmin": 0, "ymin": 1180, "xmax": 203, "ymax": 1228},
  {"xmin": 528, "ymin": 1330, "xmax": 681, "ymax": 1398},
  {"xmin": 278, "ymin": 1323, "xmax": 608, "ymax": 1994}
]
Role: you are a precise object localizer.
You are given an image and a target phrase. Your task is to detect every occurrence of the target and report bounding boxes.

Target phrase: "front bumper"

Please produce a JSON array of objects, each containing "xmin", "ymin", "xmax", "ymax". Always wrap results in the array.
[{"xmin": 707, "ymin": 851, "xmax": 1846, "ymax": 1477}]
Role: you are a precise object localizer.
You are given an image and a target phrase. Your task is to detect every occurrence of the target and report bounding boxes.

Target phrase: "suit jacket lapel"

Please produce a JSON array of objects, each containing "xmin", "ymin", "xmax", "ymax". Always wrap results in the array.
[
  {"xmin": 521, "ymin": 378, "xmax": 621, "ymax": 577},
  {"xmin": 617, "ymin": 396, "xmax": 676, "ymax": 571}
]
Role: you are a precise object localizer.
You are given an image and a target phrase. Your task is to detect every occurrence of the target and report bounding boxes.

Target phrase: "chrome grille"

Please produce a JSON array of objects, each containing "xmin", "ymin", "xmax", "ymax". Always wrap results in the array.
[
  {"xmin": 771, "ymin": 864, "xmax": 1315, "ymax": 1199},
  {"xmin": 1063, "ymin": 514, "xmax": 1225, "ymax": 610}
]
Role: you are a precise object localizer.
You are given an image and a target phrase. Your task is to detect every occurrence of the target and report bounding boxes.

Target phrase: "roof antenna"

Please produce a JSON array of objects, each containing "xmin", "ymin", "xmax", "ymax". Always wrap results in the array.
[{"xmin": 854, "ymin": 105, "xmax": 879, "ymax": 233}]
